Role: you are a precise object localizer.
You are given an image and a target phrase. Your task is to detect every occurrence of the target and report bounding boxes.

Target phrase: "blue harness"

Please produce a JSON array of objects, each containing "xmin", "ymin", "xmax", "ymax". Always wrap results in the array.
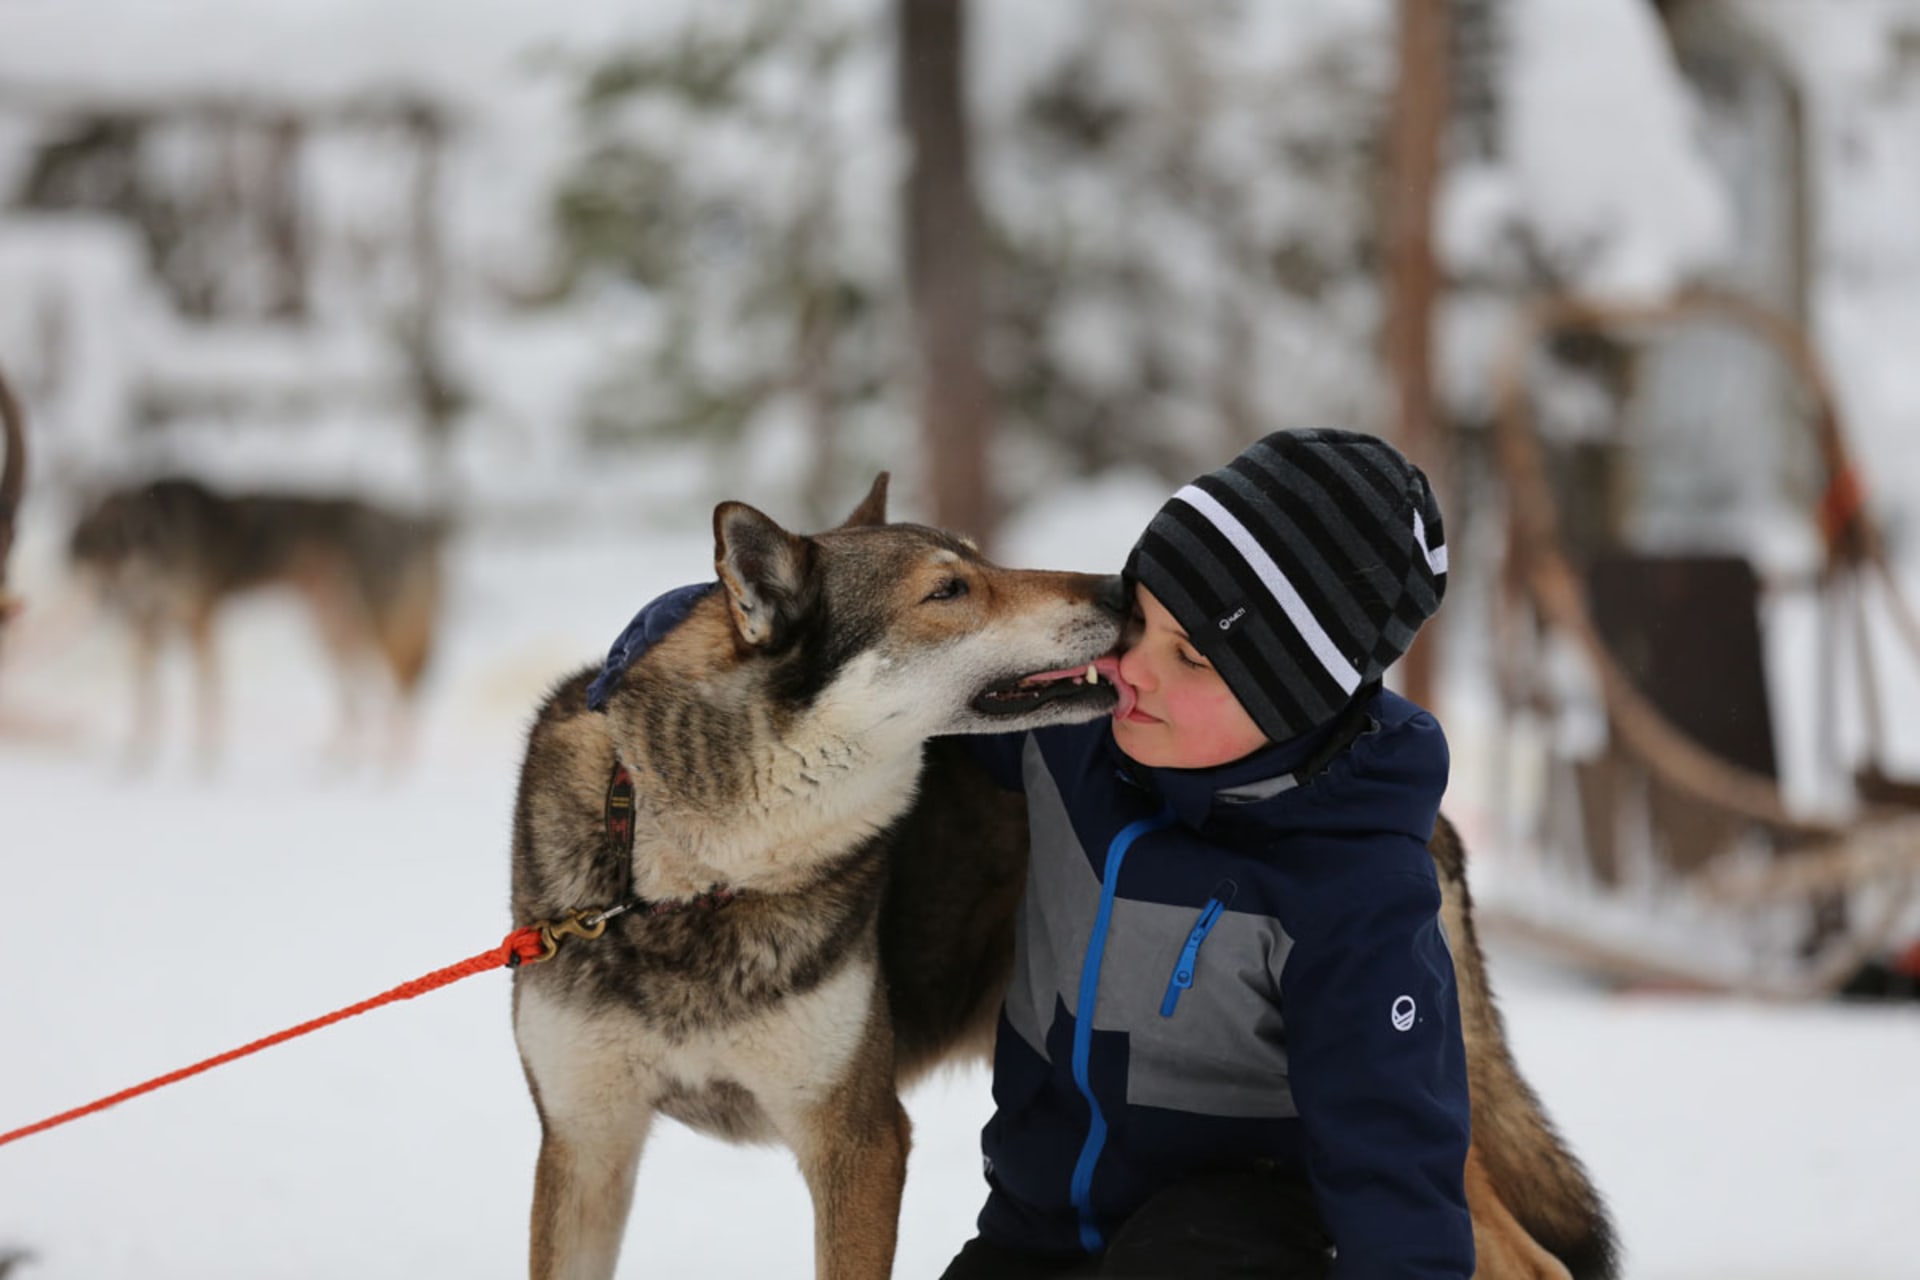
[{"xmin": 585, "ymin": 581, "xmax": 716, "ymax": 712}]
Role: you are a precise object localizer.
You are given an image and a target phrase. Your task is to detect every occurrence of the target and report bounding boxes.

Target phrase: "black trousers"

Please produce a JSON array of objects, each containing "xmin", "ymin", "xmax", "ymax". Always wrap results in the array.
[{"xmin": 938, "ymin": 1170, "xmax": 1333, "ymax": 1280}]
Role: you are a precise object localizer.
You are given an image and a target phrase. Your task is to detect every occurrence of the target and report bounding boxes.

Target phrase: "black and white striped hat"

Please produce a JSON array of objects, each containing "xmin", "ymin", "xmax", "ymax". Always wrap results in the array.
[{"xmin": 1123, "ymin": 429, "xmax": 1448, "ymax": 744}]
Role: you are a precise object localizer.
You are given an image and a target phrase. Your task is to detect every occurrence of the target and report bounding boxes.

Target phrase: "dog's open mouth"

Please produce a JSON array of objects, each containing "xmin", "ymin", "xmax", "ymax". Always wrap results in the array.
[{"xmin": 971, "ymin": 655, "xmax": 1134, "ymax": 719}]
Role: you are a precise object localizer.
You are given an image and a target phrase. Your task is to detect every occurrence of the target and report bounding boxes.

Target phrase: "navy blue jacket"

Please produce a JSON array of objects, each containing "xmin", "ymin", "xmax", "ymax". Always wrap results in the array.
[{"xmin": 960, "ymin": 688, "xmax": 1474, "ymax": 1278}]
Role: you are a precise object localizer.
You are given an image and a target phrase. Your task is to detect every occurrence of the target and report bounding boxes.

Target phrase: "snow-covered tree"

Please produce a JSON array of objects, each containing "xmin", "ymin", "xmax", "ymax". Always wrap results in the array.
[
  {"xmin": 550, "ymin": 0, "xmax": 906, "ymax": 525},
  {"xmin": 978, "ymin": 0, "xmax": 1395, "ymax": 503},
  {"xmin": 550, "ymin": 0, "xmax": 1400, "ymax": 519}
]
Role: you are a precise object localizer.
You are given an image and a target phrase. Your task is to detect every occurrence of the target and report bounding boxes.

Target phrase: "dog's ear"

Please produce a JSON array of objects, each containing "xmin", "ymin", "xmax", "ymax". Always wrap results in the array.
[
  {"xmin": 714, "ymin": 501, "xmax": 811, "ymax": 649},
  {"xmin": 838, "ymin": 472, "xmax": 889, "ymax": 528}
]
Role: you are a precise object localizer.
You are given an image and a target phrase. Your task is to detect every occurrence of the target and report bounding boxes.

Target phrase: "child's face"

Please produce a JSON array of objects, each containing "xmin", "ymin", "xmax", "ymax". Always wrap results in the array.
[{"xmin": 1111, "ymin": 585, "xmax": 1269, "ymax": 770}]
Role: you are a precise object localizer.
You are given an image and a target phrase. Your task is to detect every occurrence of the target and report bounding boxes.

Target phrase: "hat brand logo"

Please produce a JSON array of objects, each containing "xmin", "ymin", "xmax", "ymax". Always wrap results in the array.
[{"xmin": 1217, "ymin": 606, "xmax": 1247, "ymax": 632}]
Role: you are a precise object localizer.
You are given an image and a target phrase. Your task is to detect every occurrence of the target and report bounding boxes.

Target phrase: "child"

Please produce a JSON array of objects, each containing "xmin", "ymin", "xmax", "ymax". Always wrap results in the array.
[{"xmin": 939, "ymin": 428, "xmax": 1472, "ymax": 1279}]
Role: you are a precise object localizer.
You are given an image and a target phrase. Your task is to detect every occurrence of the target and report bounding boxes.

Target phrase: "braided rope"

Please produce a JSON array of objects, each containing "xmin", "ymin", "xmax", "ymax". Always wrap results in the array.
[{"xmin": 0, "ymin": 926, "xmax": 548, "ymax": 1150}]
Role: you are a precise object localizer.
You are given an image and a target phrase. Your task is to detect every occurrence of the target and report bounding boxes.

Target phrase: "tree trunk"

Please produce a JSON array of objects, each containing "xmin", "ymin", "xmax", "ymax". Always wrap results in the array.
[
  {"xmin": 402, "ymin": 101, "xmax": 462, "ymax": 502},
  {"xmin": 261, "ymin": 114, "xmax": 308, "ymax": 321},
  {"xmin": 898, "ymin": 0, "xmax": 994, "ymax": 544},
  {"xmin": 0, "ymin": 362, "xmax": 25, "ymax": 632},
  {"xmin": 1382, "ymin": 0, "xmax": 1449, "ymax": 710}
]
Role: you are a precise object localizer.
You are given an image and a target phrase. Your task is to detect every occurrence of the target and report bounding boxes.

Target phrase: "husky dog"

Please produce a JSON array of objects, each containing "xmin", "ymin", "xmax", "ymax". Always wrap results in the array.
[
  {"xmin": 67, "ymin": 475, "xmax": 445, "ymax": 763},
  {"xmin": 511, "ymin": 475, "xmax": 1615, "ymax": 1280}
]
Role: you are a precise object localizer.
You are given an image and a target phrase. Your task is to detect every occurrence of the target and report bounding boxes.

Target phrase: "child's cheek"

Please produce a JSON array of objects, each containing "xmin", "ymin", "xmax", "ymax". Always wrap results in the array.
[
  {"xmin": 1168, "ymin": 680, "xmax": 1268, "ymax": 764},
  {"xmin": 1175, "ymin": 686, "xmax": 1234, "ymax": 740}
]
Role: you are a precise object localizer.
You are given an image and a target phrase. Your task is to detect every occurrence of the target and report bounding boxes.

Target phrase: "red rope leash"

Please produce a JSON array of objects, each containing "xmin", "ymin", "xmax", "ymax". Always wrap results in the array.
[{"xmin": 0, "ymin": 926, "xmax": 548, "ymax": 1151}]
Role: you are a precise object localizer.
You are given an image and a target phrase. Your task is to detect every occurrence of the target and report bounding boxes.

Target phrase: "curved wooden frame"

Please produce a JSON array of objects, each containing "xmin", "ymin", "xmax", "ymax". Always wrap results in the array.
[{"xmin": 1489, "ymin": 288, "xmax": 1920, "ymax": 996}]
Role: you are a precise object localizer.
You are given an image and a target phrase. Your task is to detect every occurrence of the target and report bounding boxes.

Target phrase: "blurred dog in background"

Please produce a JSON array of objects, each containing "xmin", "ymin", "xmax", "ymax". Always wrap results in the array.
[{"xmin": 68, "ymin": 475, "xmax": 446, "ymax": 766}]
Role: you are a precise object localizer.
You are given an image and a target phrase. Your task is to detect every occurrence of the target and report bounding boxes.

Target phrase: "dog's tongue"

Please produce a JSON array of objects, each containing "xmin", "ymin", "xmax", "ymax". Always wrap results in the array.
[
  {"xmin": 1096, "ymin": 656, "xmax": 1138, "ymax": 720},
  {"xmin": 1020, "ymin": 656, "xmax": 1137, "ymax": 720}
]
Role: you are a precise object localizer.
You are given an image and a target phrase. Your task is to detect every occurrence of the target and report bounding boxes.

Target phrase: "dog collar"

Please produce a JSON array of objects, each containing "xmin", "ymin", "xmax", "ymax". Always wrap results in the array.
[
  {"xmin": 599, "ymin": 759, "xmax": 744, "ymax": 919},
  {"xmin": 516, "ymin": 759, "xmax": 744, "ymax": 966}
]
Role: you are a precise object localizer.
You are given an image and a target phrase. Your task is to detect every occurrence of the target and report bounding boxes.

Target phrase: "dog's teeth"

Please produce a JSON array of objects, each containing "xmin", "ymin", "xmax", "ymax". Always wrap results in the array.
[{"xmin": 1085, "ymin": 664, "xmax": 1098, "ymax": 685}]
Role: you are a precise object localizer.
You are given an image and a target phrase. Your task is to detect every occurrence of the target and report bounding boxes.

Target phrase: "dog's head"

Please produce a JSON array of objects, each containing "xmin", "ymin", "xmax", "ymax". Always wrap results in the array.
[
  {"xmin": 68, "ymin": 489, "xmax": 149, "ymax": 572},
  {"xmin": 67, "ymin": 486, "xmax": 173, "ymax": 612},
  {"xmin": 683, "ymin": 473, "xmax": 1128, "ymax": 742}
]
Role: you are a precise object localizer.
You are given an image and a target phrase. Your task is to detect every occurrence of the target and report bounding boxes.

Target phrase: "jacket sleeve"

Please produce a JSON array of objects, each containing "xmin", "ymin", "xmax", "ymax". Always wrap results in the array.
[
  {"xmin": 942, "ymin": 730, "xmax": 1032, "ymax": 792},
  {"xmin": 1277, "ymin": 863, "xmax": 1475, "ymax": 1279}
]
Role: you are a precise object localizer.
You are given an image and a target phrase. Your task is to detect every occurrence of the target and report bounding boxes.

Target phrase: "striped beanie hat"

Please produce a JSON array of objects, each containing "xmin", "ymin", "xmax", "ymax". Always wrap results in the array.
[{"xmin": 1123, "ymin": 429, "xmax": 1448, "ymax": 744}]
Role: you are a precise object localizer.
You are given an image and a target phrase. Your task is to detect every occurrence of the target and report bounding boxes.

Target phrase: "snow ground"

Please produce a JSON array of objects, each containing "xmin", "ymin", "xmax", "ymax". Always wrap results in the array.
[{"xmin": 0, "ymin": 516, "xmax": 1916, "ymax": 1280}]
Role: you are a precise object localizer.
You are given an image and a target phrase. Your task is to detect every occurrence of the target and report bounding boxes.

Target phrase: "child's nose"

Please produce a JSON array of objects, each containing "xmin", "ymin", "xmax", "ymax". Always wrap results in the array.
[{"xmin": 1117, "ymin": 643, "xmax": 1153, "ymax": 692}]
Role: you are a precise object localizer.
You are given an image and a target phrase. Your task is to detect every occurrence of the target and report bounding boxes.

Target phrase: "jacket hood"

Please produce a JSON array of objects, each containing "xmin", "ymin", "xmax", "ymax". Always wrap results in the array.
[{"xmin": 1107, "ymin": 687, "xmax": 1447, "ymax": 842}]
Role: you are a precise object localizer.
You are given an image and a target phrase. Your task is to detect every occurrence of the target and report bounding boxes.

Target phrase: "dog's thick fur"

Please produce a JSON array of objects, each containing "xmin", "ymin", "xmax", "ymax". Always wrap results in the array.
[
  {"xmin": 67, "ymin": 475, "xmax": 445, "ymax": 762},
  {"xmin": 511, "ymin": 476, "xmax": 1616, "ymax": 1280}
]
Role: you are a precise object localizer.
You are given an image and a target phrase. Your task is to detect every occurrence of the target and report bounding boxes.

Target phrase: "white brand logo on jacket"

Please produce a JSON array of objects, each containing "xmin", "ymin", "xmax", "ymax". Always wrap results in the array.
[{"xmin": 1390, "ymin": 995, "xmax": 1416, "ymax": 1032}]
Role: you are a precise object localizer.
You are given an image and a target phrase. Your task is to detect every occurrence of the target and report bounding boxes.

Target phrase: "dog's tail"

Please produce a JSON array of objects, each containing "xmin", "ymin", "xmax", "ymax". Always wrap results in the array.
[{"xmin": 1435, "ymin": 815, "xmax": 1621, "ymax": 1280}]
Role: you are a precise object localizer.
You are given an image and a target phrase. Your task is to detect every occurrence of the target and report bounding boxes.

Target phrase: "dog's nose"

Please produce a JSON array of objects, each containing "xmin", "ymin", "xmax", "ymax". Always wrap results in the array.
[{"xmin": 1095, "ymin": 574, "xmax": 1129, "ymax": 618}]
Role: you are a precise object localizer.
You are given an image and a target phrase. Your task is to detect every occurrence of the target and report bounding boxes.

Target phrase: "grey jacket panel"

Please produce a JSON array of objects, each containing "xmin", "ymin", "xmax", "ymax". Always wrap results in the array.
[
  {"xmin": 1108, "ymin": 897, "xmax": 1298, "ymax": 1117},
  {"xmin": 1001, "ymin": 738, "xmax": 1094, "ymax": 1060}
]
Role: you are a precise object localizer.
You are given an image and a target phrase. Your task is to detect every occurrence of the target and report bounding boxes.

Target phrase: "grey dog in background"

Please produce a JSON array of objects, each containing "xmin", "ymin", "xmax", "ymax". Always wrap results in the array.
[{"xmin": 68, "ymin": 475, "xmax": 445, "ymax": 764}]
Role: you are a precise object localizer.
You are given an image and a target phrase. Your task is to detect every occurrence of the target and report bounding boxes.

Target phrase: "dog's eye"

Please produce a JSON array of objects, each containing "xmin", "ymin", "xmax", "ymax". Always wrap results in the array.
[{"xmin": 924, "ymin": 578, "xmax": 969, "ymax": 603}]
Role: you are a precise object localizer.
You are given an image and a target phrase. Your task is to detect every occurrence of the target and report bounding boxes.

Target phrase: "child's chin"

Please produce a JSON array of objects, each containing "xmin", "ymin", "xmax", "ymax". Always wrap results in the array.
[
  {"xmin": 1111, "ymin": 720, "xmax": 1176, "ymax": 768},
  {"xmin": 1114, "ymin": 719, "xmax": 1270, "ymax": 771}
]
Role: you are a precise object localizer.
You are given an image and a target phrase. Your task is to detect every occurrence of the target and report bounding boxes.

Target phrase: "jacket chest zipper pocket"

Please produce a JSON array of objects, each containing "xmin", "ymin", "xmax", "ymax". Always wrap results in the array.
[{"xmin": 1159, "ymin": 892, "xmax": 1230, "ymax": 1017}]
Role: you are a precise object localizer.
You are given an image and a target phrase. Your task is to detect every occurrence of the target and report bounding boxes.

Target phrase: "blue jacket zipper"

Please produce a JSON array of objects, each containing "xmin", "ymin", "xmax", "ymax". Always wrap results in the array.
[
  {"xmin": 1159, "ymin": 897, "xmax": 1227, "ymax": 1017},
  {"xmin": 1069, "ymin": 807, "xmax": 1176, "ymax": 1254}
]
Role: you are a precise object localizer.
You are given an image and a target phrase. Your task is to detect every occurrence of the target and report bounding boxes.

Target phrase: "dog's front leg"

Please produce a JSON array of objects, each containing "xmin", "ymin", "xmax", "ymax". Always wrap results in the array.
[
  {"xmin": 792, "ymin": 1080, "xmax": 911, "ymax": 1280},
  {"xmin": 528, "ymin": 1110, "xmax": 652, "ymax": 1280},
  {"xmin": 526, "ymin": 1102, "xmax": 653, "ymax": 1280},
  {"xmin": 518, "ymin": 991, "xmax": 654, "ymax": 1280},
  {"xmin": 125, "ymin": 612, "xmax": 163, "ymax": 769},
  {"xmin": 187, "ymin": 604, "xmax": 221, "ymax": 771}
]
